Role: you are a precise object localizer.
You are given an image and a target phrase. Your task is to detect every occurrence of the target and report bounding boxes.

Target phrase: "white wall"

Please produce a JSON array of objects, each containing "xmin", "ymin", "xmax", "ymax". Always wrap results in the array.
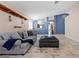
[
  {"xmin": 0, "ymin": 10, "xmax": 27, "ymax": 34},
  {"xmin": 65, "ymin": 4, "xmax": 79, "ymax": 41}
]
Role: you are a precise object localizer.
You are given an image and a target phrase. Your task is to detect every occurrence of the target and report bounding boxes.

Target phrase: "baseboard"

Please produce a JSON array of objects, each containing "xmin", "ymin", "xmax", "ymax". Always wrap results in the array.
[{"xmin": 65, "ymin": 35, "xmax": 79, "ymax": 42}]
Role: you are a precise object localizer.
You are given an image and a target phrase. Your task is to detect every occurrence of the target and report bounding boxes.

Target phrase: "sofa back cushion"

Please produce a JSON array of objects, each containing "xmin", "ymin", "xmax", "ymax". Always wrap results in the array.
[
  {"xmin": 23, "ymin": 31, "xmax": 28, "ymax": 39},
  {"xmin": 0, "ymin": 36, "xmax": 3, "ymax": 40},
  {"xmin": 0, "ymin": 36, "xmax": 5, "ymax": 46},
  {"xmin": 11, "ymin": 32, "xmax": 22, "ymax": 39},
  {"xmin": 1, "ymin": 34, "xmax": 11, "ymax": 40},
  {"xmin": 17, "ymin": 31, "xmax": 24, "ymax": 39}
]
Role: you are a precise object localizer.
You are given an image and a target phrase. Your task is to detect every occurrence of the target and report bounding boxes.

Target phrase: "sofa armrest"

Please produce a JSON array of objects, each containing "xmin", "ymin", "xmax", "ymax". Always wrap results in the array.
[
  {"xmin": 14, "ymin": 40, "xmax": 21, "ymax": 46},
  {"xmin": 27, "ymin": 30, "xmax": 37, "ymax": 36},
  {"xmin": 20, "ymin": 43, "xmax": 31, "ymax": 49}
]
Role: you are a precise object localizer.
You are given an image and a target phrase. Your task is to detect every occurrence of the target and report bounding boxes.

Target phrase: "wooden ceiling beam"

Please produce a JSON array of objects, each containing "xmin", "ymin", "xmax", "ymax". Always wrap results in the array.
[{"xmin": 0, "ymin": 3, "xmax": 27, "ymax": 20}]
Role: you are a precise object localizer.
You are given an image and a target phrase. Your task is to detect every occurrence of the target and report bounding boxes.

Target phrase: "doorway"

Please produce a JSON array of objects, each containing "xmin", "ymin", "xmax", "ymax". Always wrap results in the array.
[{"xmin": 48, "ymin": 20, "xmax": 54, "ymax": 35}]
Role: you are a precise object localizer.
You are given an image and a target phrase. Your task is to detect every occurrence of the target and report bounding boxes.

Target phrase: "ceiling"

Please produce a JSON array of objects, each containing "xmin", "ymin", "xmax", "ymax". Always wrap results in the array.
[{"xmin": 0, "ymin": 1, "xmax": 79, "ymax": 20}]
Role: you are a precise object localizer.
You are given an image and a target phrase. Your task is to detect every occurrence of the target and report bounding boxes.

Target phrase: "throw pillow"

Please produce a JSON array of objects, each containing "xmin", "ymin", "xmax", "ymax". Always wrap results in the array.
[
  {"xmin": 1, "ymin": 34, "xmax": 10, "ymax": 40},
  {"xmin": 0, "ymin": 36, "xmax": 5, "ymax": 46},
  {"xmin": 11, "ymin": 32, "xmax": 22, "ymax": 39},
  {"xmin": 17, "ymin": 32, "xmax": 24, "ymax": 39}
]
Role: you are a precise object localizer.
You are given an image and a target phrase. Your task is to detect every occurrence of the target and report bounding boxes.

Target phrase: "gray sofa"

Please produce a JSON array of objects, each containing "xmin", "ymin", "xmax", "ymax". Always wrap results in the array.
[{"xmin": 0, "ymin": 30, "xmax": 37, "ymax": 55}]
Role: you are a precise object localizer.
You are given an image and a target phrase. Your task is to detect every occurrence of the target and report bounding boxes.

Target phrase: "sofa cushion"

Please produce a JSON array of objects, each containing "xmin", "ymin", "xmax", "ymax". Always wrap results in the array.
[
  {"xmin": 0, "ymin": 36, "xmax": 3, "ymax": 40},
  {"xmin": 14, "ymin": 40, "xmax": 21, "ymax": 46},
  {"xmin": 17, "ymin": 31, "xmax": 24, "ymax": 39},
  {"xmin": 1, "ymin": 34, "xmax": 11, "ymax": 40},
  {"xmin": 23, "ymin": 31, "xmax": 28, "ymax": 39},
  {"xmin": 0, "ymin": 36, "xmax": 7, "ymax": 46},
  {"xmin": 22, "ymin": 39, "xmax": 33, "ymax": 45},
  {"xmin": 20, "ymin": 43, "xmax": 31, "ymax": 49},
  {"xmin": 11, "ymin": 32, "xmax": 22, "ymax": 39},
  {"xmin": 0, "ymin": 38, "xmax": 3, "ymax": 44}
]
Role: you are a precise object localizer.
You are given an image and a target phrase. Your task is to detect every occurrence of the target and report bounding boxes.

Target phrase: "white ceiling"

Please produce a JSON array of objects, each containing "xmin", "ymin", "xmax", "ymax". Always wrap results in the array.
[{"xmin": 0, "ymin": 1, "xmax": 79, "ymax": 20}]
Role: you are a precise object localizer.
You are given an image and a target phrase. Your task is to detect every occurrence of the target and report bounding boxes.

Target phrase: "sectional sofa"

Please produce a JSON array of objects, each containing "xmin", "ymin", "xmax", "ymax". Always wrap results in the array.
[{"xmin": 0, "ymin": 30, "xmax": 37, "ymax": 55}]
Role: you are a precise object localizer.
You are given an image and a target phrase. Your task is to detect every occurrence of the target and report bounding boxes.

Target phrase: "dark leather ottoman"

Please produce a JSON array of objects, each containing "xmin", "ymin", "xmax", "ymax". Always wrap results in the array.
[{"xmin": 39, "ymin": 36, "xmax": 59, "ymax": 48}]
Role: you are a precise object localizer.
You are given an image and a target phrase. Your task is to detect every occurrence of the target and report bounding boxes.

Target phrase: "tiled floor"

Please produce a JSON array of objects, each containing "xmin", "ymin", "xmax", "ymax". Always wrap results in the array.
[{"xmin": 1, "ymin": 34, "xmax": 79, "ymax": 58}]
